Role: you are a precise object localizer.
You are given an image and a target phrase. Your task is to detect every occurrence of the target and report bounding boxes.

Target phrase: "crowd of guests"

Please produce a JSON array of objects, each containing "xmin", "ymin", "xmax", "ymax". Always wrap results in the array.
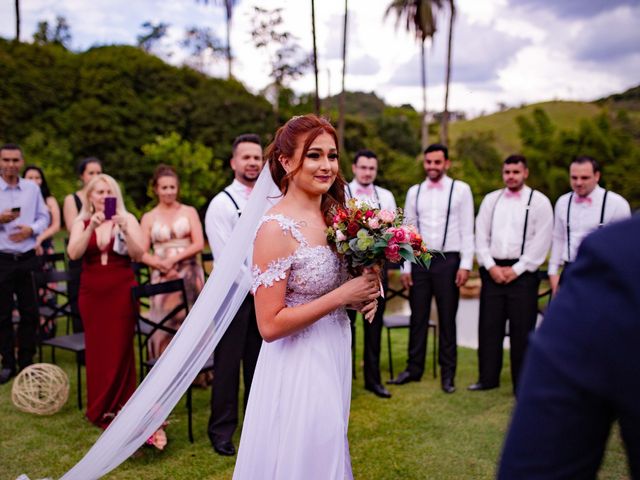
[{"xmin": 0, "ymin": 135, "xmax": 633, "ymax": 460}]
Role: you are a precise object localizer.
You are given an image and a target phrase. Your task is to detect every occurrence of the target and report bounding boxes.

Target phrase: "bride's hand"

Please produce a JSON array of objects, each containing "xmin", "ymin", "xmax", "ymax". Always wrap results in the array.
[
  {"xmin": 360, "ymin": 299, "xmax": 378, "ymax": 323},
  {"xmin": 338, "ymin": 271, "xmax": 380, "ymax": 306}
]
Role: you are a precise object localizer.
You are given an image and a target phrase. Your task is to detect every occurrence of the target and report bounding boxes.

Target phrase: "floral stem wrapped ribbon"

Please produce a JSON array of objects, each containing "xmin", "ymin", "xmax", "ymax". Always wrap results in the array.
[{"xmin": 326, "ymin": 198, "xmax": 433, "ymax": 295}]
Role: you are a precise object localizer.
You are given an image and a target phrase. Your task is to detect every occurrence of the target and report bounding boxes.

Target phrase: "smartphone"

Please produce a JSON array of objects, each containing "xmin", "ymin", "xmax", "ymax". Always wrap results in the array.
[
  {"xmin": 104, "ymin": 197, "xmax": 116, "ymax": 220},
  {"xmin": 11, "ymin": 207, "xmax": 21, "ymax": 214}
]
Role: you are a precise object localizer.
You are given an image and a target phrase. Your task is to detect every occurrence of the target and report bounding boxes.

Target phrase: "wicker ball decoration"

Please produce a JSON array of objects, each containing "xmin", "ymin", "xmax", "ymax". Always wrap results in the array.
[{"xmin": 11, "ymin": 363, "xmax": 69, "ymax": 415}]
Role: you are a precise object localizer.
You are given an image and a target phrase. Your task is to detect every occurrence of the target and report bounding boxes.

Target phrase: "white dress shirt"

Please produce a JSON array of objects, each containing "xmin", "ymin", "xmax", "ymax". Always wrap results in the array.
[
  {"xmin": 476, "ymin": 186, "xmax": 553, "ymax": 276},
  {"xmin": 204, "ymin": 179, "xmax": 252, "ymax": 261},
  {"xmin": 548, "ymin": 186, "xmax": 631, "ymax": 275},
  {"xmin": 346, "ymin": 180, "xmax": 397, "ymax": 211},
  {"xmin": 403, "ymin": 175, "xmax": 475, "ymax": 271}
]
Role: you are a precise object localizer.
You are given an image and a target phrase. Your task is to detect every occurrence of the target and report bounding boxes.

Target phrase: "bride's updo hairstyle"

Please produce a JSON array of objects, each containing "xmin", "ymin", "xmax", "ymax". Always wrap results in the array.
[{"xmin": 266, "ymin": 114, "xmax": 346, "ymax": 226}]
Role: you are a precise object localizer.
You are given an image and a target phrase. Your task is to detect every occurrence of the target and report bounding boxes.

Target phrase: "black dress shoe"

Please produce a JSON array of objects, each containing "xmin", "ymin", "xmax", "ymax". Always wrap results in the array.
[
  {"xmin": 0, "ymin": 368, "xmax": 16, "ymax": 385},
  {"xmin": 365, "ymin": 383, "xmax": 392, "ymax": 398},
  {"xmin": 441, "ymin": 378, "xmax": 456, "ymax": 394},
  {"xmin": 386, "ymin": 370, "xmax": 418, "ymax": 385},
  {"xmin": 213, "ymin": 440, "xmax": 236, "ymax": 456},
  {"xmin": 467, "ymin": 382, "xmax": 498, "ymax": 392}
]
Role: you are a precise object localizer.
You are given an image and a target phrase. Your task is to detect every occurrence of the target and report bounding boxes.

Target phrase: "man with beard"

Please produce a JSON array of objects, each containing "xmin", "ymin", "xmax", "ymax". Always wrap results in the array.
[
  {"xmin": 471, "ymin": 155, "xmax": 553, "ymax": 395},
  {"xmin": 346, "ymin": 149, "xmax": 396, "ymax": 399},
  {"xmin": 389, "ymin": 144, "xmax": 475, "ymax": 394},
  {"xmin": 204, "ymin": 134, "xmax": 264, "ymax": 456},
  {"xmin": 548, "ymin": 155, "xmax": 630, "ymax": 295}
]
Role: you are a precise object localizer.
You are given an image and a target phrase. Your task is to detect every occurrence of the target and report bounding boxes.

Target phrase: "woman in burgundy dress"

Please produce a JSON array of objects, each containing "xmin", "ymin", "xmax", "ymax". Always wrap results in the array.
[{"xmin": 67, "ymin": 174, "xmax": 144, "ymax": 429}]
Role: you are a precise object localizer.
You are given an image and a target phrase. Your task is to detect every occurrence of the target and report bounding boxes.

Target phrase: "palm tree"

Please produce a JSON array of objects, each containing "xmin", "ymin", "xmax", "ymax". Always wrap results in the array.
[
  {"xmin": 385, "ymin": 0, "xmax": 442, "ymax": 149},
  {"xmin": 15, "ymin": 0, "xmax": 20, "ymax": 41},
  {"xmin": 311, "ymin": 0, "xmax": 320, "ymax": 115},
  {"xmin": 440, "ymin": 0, "xmax": 455, "ymax": 145},
  {"xmin": 196, "ymin": 0, "xmax": 238, "ymax": 79},
  {"xmin": 338, "ymin": 0, "xmax": 348, "ymax": 154}
]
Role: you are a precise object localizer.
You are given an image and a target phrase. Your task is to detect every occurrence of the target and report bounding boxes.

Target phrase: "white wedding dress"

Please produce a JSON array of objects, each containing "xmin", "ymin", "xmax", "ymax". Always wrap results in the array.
[{"xmin": 233, "ymin": 214, "xmax": 353, "ymax": 480}]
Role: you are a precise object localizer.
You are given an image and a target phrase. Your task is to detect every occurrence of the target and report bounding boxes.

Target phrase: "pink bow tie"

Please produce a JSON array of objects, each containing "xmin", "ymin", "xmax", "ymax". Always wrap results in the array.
[
  {"xmin": 356, "ymin": 186, "xmax": 373, "ymax": 196},
  {"xmin": 426, "ymin": 181, "xmax": 443, "ymax": 190},
  {"xmin": 245, "ymin": 186, "xmax": 253, "ymax": 196},
  {"xmin": 504, "ymin": 189, "xmax": 521, "ymax": 199},
  {"xmin": 575, "ymin": 195, "xmax": 592, "ymax": 205}
]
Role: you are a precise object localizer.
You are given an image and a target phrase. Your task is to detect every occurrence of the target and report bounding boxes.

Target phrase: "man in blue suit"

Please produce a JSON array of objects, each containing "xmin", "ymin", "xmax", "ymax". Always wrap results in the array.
[{"xmin": 498, "ymin": 215, "xmax": 640, "ymax": 479}]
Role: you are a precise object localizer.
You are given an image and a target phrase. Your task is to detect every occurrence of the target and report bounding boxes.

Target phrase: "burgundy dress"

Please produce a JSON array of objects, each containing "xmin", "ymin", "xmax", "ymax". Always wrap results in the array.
[{"xmin": 78, "ymin": 222, "xmax": 137, "ymax": 428}]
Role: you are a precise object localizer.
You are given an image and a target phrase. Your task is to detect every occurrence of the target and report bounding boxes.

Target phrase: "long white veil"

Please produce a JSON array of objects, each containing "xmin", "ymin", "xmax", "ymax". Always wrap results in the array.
[{"xmin": 21, "ymin": 167, "xmax": 279, "ymax": 480}]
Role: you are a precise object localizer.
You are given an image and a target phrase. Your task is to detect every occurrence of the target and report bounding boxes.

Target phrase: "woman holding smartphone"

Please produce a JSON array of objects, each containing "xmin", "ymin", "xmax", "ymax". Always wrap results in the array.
[{"xmin": 67, "ymin": 174, "xmax": 145, "ymax": 430}]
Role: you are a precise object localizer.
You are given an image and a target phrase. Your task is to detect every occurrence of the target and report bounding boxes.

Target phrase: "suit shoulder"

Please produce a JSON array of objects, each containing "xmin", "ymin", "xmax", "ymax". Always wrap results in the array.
[{"xmin": 581, "ymin": 215, "xmax": 640, "ymax": 258}]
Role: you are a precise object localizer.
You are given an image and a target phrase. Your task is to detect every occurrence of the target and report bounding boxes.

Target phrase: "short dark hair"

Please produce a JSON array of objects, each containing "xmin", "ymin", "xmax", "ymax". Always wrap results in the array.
[
  {"xmin": 353, "ymin": 149, "xmax": 377, "ymax": 165},
  {"xmin": 232, "ymin": 134, "xmax": 261, "ymax": 154},
  {"xmin": 0, "ymin": 143, "xmax": 23, "ymax": 157},
  {"xmin": 23, "ymin": 165, "xmax": 52, "ymax": 199},
  {"xmin": 424, "ymin": 143, "xmax": 448, "ymax": 159},
  {"xmin": 77, "ymin": 156, "xmax": 102, "ymax": 176},
  {"xmin": 504, "ymin": 154, "xmax": 528, "ymax": 168},
  {"xmin": 571, "ymin": 155, "xmax": 600, "ymax": 174}
]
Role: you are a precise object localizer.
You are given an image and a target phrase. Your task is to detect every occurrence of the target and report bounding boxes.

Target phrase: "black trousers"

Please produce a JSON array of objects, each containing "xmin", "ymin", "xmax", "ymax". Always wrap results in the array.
[
  {"xmin": 406, "ymin": 253, "xmax": 460, "ymax": 381},
  {"xmin": 477, "ymin": 263, "xmax": 540, "ymax": 392},
  {"xmin": 0, "ymin": 253, "xmax": 41, "ymax": 371},
  {"xmin": 348, "ymin": 266, "xmax": 388, "ymax": 387},
  {"xmin": 208, "ymin": 295, "xmax": 262, "ymax": 444}
]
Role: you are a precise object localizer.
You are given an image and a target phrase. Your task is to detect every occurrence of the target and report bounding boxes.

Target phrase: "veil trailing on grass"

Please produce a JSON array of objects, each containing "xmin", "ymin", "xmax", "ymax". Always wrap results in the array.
[{"xmin": 20, "ymin": 167, "xmax": 280, "ymax": 480}]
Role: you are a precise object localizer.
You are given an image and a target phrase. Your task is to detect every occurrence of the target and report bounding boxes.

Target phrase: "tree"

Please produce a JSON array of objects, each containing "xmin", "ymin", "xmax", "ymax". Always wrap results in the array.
[
  {"xmin": 33, "ymin": 16, "xmax": 72, "ymax": 48},
  {"xmin": 137, "ymin": 21, "xmax": 169, "ymax": 53},
  {"xmin": 311, "ymin": 0, "xmax": 320, "ymax": 114},
  {"xmin": 338, "ymin": 0, "xmax": 348, "ymax": 155},
  {"xmin": 195, "ymin": 0, "xmax": 238, "ymax": 79},
  {"xmin": 14, "ymin": 0, "xmax": 20, "ymax": 42},
  {"xmin": 385, "ymin": 0, "xmax": 443, "ymax": 149},
  {"xmin": 181, "ymin": 26, "xmax": 225, "ymax": 73},
  {"xmin": 440, "ymin": 0, "xmax": 455, "ymax": 145},
  {"xmin": 250, "ymin": 7, "xmax": 312, "ymax": 117}
]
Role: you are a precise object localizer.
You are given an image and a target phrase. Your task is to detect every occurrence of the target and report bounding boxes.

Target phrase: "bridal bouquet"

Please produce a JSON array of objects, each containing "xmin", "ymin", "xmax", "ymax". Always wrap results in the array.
[{"xmin": 326, "ymin": 198, "xmax": 432, "ymax": 272}]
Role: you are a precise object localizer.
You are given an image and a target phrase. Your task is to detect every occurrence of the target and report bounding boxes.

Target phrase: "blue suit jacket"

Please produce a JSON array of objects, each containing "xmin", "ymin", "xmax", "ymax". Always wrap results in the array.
[{"xmin": 498, "ymin": 215, "xmax": 640, "ymax": 479}]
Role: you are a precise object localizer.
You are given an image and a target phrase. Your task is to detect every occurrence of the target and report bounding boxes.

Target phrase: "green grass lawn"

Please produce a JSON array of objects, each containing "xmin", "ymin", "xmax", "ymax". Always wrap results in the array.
[{"xmin": 0, "ymin": 324, "xmax": 630, "ymax": 480}]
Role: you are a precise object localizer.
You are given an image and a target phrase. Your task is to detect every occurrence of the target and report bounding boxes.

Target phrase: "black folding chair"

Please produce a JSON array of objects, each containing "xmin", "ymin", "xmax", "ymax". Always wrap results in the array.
[
  {"xmin": 201, "ymin": 251, "xmax": 214, "ymax": 280},
  {"xmin": 382, "ymin": 265, "xmax": 438, "ymax": 380},
  {"xmin": 31, "ymin": 269, "xmax": 86, "ymax": 409},
  {"xmin": 132, "ymin": 261, "xmax": 151, "ymax": 286},
  {"xmin": 131, "ymin": 278, "xmax": 213, "ymax": 443}
]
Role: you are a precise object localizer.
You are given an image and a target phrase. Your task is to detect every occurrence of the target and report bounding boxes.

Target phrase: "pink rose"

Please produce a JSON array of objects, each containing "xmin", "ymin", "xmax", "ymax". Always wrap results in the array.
[
  {"xmin": 333, "ymin": 214, "xmax": 341, "ymax": 225},
  {"xmin": 384, "ymin": 244, "xmax": 401, "ymax": 263},
  {"xmin": 368, "ymin": 217, "xmax": 380, "ymax": 229},
  {"xmin": 365, "ymin": 209, "xmax": 375, "ymax": 219},
  {"xmin": 378, "ymin": 209, "xmax": 396, "ymax": 223},
  {"xmin": 336, "ymin": 230, "xmax": 346, "ymax": 242},
  {"xmin": 392, "ymin": 228, "xmax": 408, "ymax": 243}
]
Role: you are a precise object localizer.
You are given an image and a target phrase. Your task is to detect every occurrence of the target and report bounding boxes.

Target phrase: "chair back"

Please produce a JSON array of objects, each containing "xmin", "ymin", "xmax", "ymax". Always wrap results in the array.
[
  {"xmin": 131, "ymin": 262, "xmax": 151, "ymax": 286},
  {"xmin": 31, "ymin": 269, "xmax": 82, "ymax": 341},
  {"xmin": 130, "ymin": 279, "xmax": 190, "ymax": 374},
  {"xmin": 201, "ymin": 252, "xmax": 214, "ymax": 280}
]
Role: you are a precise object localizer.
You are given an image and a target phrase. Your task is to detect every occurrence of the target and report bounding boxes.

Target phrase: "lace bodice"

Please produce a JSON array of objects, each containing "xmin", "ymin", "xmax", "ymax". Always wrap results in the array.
[{"xmin": 251, "ymin": 214, "xmax": 348, "ymax": 306}]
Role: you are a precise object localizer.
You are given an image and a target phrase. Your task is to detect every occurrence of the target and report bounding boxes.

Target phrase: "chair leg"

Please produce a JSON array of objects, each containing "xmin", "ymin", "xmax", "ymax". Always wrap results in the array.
[
  {"xmin": 387, "ymin": 327, "xmax": 394, "ymax": 380},
  {"xmin": 187, "ymin": 386, "xmax": 194, "ymax": 443},
  {"xmin": 76, "ymin": 352, "xmax": 83, "ymax": 410}
]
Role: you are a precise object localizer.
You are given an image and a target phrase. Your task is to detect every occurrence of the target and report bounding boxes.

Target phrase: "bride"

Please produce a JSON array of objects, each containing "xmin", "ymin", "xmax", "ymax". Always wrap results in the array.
[{"xmin": 233, "ymin": 114, "xmax": 380, "ymax": 479}]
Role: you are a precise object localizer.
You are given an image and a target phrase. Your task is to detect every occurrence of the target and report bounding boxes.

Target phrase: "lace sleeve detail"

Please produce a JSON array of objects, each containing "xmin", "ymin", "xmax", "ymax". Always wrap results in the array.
[
  {"xmin": 251, "ymin": 255, "xmax": 293, "ymax": 294},
  {"xmin": 258, "ymin": 214, "xmax": 308, "ymax": 247}
]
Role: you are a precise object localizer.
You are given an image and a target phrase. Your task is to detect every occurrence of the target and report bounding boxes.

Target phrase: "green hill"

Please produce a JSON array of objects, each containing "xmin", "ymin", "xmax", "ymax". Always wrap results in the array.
[{"xmin": 449, "ymin": 101, "xmax": 602, "ymax": 156}]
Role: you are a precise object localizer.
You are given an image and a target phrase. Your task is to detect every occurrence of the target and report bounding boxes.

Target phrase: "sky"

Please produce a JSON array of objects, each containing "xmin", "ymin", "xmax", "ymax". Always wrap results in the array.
[{"xmin": 1, "ymin": 0, "xmax": 639, "ymax": 117}]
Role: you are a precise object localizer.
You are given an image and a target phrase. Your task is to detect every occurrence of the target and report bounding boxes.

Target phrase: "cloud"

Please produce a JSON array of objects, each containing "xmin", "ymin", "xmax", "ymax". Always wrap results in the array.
[
  {"xmin": 508, "ymin": 0, "xmax": 637, "ymax": 19},
  {"xmin": 388, "ymin": 17, "xmax": 529, "ymax": 87},
  {"xmin": 349, "ymin": 55, "xmax": 380, "ymax": 75}
]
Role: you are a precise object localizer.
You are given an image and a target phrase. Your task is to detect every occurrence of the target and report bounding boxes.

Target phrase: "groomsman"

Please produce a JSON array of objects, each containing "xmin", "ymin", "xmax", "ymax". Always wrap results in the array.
[
  {"xmin": 0, "ymin": 144, "xmax": 50, "ymax": 384},
  {"xmin": 346, "ymin": 149, "xmax": 397, "ymax": 399},
  {"xmin": 390, "ymin": 144, "xmax": 475, "ymax": 394},
  {"xmin": 471, "ymin": 154, "xmax": 553, "ymax": 394},
  {"xmin": 548, "ymin": 155, "xmax": 630, "ymax": 295},
  {"xmin": 204, "ymin": 134, "xmax": 264, "ymax": 456}
]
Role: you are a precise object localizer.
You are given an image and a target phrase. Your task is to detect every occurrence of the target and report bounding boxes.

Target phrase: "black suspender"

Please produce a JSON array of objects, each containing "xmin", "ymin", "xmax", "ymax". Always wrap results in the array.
[
  {"xmin": 489, "ymin": 188, "xmax": 534, "ymax": 256},
  {"xmin": 599, "ymin": 190, "xmax": 608, "ymax": 228},
  {"xmin": 346, "ymin": 184, "xmax": 353, "ymax": 199},
  {"xmin": 415, "ymin": 179, "xmax": 456, "ymax": 251},
  {"xmin": 521, "ymin": 189, "xmax": 535, "ymax": 256},
  {"xmin": 222, "ymin": 190, "xmax": 241, "ymax": 217}
]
